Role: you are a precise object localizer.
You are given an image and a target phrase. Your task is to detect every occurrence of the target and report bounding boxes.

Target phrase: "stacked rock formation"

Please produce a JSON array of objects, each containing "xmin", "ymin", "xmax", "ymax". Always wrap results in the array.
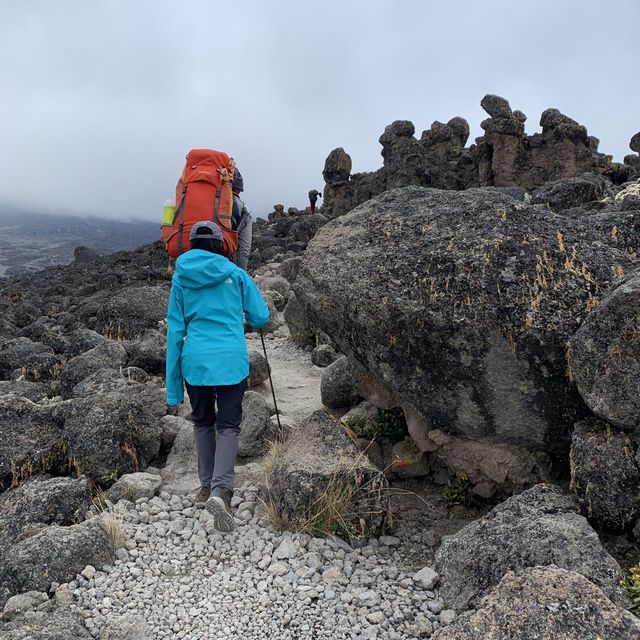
[{"xmin": 322, "ymin": 94, "xmax": 640, "ymax": 218}]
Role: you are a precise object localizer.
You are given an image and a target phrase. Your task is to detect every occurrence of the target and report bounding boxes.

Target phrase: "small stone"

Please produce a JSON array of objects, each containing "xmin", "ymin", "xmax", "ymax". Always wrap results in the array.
[
  {"xmin": 274, "ymin": 536, "xmax": 298, "ymax": 560},
  {"xmin": 413, "ymin": 567, "xmax": 439, "ymax": 590},
  {"xmin": 367, "ymin": 611, "xmax": 385, "ymax": 624},
  {"xmin": 379, "ymin": 535, "xmax": 401, "ymax": 547},
  {"xmin": 440, "ymin": 609, "xmax": 456, "ymax": 626},
  {"xmin": 81, "ymin": 566, "xmax": 96, "ymax": 580}
]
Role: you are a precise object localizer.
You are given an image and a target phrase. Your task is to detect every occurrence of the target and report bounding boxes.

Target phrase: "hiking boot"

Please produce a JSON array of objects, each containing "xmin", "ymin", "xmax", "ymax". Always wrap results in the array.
[
  {"xmin": 205, "ymin": 489, "xmax": 235, "ymax": 532},
  {"xmin": 194, "ymin": 486, "xmax": 211, "ymax": 507}
]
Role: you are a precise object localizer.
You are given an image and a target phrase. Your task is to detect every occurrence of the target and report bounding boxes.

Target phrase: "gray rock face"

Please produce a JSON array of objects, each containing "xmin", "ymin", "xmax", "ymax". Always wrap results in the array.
[
  {"xmin": 0, "ymin": 381, "xmax": 51, "ymax": 403},
  {"xmin": 433, "ymin": 565, "xmax": 640, "ymax": 640},
  {"xmin": 0, "ymin": 477, "xmax": 90, "ymax": 550},
  {"xmin": 320, "ymin": 356, "xmax": 362, "ymax": 409},
  {"xmin": 59, "ymin": 340, "xmax": 128, "ymax": 399},
  {"xmin": 0, "ymin": 338, "xmax": 62, "ymax": 382},
  {"xmin": 0, "ymin": 520, "xmax": 112, "ymax": 607},
  {"xmin": 158, "ymin": 416, "xmax": 198, "ymax": 495},
  {"xmin": 261, "ymin": 410, "xmax": 388, "ymax": 536},
  {"xmin": 283, "ymin": 292, "xmax": 314, "ymax": 347},
  {"xmin": 569, "ymin": 270, "xmax": 640, "ymax": 432},
  {"xmin": 570, "ymin": 418, "xmax": 640, "ymax": 531},
  {"xmin": 64, "ymin": 328, "xmax": 105, "ymax": 358},
  {"xmin": 237, "ymin": 391, "xmax": 273, "ymax": 458},
  {"xmin": 296, "ymin": 186, "xmax": 638, "ymax": 453},
  {"xmin": 0, "ymin": 609, "xmax": 93, "ymax": 639},
  {"xmin": 105, "ymin": 472, "xmax": 162, "ymax": 503},
  {"xmin": 0, "ymin": 396, "xmax": 64, "ymax": 492},
  {"xmin": 56, "ymin": 384, "xmax": 165, "ymax": 481},
  {"xmin": 95, "ymin": 285, "xmax": 170, "ymax": 340},
  {"xmin": 531, "ymin": 173, "xmax": 607, "ymax": 211},
  {"xmin": 247, "ymin": 350, "xmax": 269, "ymax": 388},
  {"xmin": 434, "ymin": 484, "xmax": 623, "ymax": 611},
  {"xmin": 99, "ymin": 614, "xmax": 150, "ymax": 640},
  {"xmin": 276, "ymin": 256, "xmax": 302, "ymax": 284},
  {"xmin": 125, "ymin": 329, "xmax": 166, "ymax": 376},
  {"xmin": 311, "ymin": 344, "xmax": 340, "ymax": 368}
]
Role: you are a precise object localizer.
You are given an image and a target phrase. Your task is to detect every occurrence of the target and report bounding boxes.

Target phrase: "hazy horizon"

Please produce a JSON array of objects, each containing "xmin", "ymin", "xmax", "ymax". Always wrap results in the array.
[{"xmin": 2, "ymin": 0, "xmax": 639, "ymax": 222}]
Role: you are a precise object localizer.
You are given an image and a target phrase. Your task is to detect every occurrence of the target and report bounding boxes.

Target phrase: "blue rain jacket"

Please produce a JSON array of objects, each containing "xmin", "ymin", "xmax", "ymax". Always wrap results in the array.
[{"xmin": 165, "ymin": 249, "xmax": 270, "ymax": 404}]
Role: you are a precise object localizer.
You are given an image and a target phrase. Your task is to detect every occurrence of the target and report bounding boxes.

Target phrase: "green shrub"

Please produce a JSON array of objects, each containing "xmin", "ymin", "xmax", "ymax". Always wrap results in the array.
[
  {"xmin": 442, "ymin": 476, "xmax": 473, "ymax": 506},
  {"xmin": 620, "ymin": 564, "xmax": 640, "ymax": 611},
  {"xmin": 344, "ymin": 407, "xmax": 408, "ymax": 443}
]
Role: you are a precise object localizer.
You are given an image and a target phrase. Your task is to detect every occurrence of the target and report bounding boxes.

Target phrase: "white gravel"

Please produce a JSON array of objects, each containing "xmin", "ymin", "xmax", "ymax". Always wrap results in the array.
[{"xmin": 67, "ymin": 485, "xmax": 452, "ymax": 639}]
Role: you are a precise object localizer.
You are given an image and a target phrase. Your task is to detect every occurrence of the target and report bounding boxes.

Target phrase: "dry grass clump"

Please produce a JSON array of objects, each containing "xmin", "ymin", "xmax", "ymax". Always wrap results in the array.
[
  {"xmin": 92, "ymin": 486, "xmax": 126, "ymax": 551},
  {"xmin": 260, "ymin": 439, "xmax": 389, "ymax": 539}
]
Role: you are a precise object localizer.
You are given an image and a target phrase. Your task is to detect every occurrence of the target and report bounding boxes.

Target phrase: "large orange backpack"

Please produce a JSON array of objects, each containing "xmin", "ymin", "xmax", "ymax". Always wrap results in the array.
[{"xmin": 161, "ymin": 149, "xmax": 239, "ymax": 259}]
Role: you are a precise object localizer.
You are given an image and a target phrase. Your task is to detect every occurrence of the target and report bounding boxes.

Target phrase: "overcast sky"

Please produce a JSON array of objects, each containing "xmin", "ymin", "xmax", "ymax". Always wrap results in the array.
[{"xmin": 1, "ymin": 1, "xmax": 638, "ymax": 221}]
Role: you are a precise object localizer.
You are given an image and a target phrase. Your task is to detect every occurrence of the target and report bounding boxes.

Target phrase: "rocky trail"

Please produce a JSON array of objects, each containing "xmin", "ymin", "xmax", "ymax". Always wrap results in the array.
[
  {"xmin": 1, "ymin": 94, "xmax": 640, "ymax": 639},
  {"xmin": 63, "ymin": 330, "xmax": 461, "ymax": 640}
]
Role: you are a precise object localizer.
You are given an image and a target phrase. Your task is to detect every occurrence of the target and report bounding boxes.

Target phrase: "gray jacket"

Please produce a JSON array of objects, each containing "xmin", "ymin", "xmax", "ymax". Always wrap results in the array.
[{"xmin": 232, "ymin": 195, "xmax": 253, "ymax": 271}]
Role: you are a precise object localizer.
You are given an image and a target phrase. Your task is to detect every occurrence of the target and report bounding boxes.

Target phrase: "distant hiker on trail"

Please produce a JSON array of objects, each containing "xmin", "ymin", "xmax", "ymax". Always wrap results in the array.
[
  {"xmin": 308, "ymin": 189, "xmax": 322, "ymax": 214},
  {"xmin": 231, "ymin": 168, "xmax": 253, "ymax": 271},
  {"xmin": 165, "ymin": 221, "xmax": 270, "ymax": 532}
]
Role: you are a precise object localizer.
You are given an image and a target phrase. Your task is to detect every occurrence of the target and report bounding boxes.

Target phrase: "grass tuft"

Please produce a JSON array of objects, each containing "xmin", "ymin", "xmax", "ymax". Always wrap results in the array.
[{"xmin": 620, "ymin": 564, "xmax": 640, "ymax": 612}]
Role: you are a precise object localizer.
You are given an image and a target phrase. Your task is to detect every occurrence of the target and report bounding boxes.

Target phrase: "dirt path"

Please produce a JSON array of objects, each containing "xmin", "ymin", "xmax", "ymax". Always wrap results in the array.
[{"xmin": 246, "ymin": 327, "xmax": 323, "ymax": 426}]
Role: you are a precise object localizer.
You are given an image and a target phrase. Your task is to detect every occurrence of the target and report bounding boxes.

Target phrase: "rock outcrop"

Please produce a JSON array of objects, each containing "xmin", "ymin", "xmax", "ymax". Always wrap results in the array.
[
  {"xmin": 296, "ymin": 186, "xmax": 638, "ymax": 454},
  {"xmin": 570, "ymin": 418, "xmax": 640, "ymax": 532},
  {"xmin": 434, "ymin": 484, "xmax": 623, "ymax": 611},
  {"xmin": 433, "ymin": 565, "xmax": 640, "ymax": 640},
  {"xmin": 322, "ymin": 94, "xmax": 636, "ymax": 219},
  {"xmin": 261, "ymin": 410, "xmax": 389, "ymax": 536},
  {"xmin": 569, "ymin": 269, "xmax": 640, "ymax": 432}
]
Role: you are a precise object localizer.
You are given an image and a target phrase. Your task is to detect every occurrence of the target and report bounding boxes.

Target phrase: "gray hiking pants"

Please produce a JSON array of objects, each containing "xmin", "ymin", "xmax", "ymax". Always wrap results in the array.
[{"xmin": 185, "ymin": 380, "xmax": 245, "ymax": 496}]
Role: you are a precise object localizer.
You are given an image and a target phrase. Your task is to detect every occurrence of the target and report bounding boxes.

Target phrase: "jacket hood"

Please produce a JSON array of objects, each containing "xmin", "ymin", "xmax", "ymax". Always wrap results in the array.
[{"xmin": 174, "ymin": 250, "xmax": 238, "ymax": 289}]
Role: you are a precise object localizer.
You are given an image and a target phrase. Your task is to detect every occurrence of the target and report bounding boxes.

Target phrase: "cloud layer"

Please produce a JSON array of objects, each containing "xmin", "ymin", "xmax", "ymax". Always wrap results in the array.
[{"xmin": 1, "ymin": 0, "xmax": 638, "ymax": 220}]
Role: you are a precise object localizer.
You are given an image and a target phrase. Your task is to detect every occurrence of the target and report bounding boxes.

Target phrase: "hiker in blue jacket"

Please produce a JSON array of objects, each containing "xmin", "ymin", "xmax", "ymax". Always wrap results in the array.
[{"xmin": 166, "ymin": 221, "xmax": 270, "ymax": 532}]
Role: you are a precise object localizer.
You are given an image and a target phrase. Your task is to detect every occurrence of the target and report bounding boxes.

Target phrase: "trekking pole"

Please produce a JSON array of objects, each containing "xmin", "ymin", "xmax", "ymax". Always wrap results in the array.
[{"xmin": 259, "ymin": 329, "xmax": 283, "ymax": 434}]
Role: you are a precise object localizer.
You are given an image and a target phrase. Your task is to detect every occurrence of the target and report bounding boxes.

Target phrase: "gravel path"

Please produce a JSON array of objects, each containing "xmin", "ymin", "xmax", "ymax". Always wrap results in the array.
[
  {"xmin": 69, "ymin": 486, "xmax": 451, "ymax": 639},
  {"xmin": 68, "ymin": 331, "xmax": 454, "ymax": 639}
]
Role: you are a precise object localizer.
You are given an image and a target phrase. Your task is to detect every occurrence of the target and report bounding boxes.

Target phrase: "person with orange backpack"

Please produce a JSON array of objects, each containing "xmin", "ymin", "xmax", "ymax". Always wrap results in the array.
[
  {"xmin": 165, "ymin": 220, "xmax": 270, "ymax": 531},
  {"xmin": 162, "ymin": 149, "xmax": 239, "ymax": 261},
  {"xmin": 231, "ymin": 168, "xmax": 253, "ymax": 271}
]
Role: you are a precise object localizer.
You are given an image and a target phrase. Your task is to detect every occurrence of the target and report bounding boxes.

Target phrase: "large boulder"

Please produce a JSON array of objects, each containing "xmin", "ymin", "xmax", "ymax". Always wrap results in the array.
[
  {"xmin": 433, "ymin": 566, "xmax": 640, "ymax": 640},
  {"xmin": 261, "ymin": 410, "xmax": 388, "ymax": 536},
  {"xmin": 0, "ymin": 396, "xmax": 64, "ymax": 492},
  {"xmin": 320, "ymin": 356, "xmax": 362, "ymax": 409},
  {"xmin": 105, "ymin": 472, "xmax": 162, "ymax": 503},
  {"xmin": 64, "ymin": 328, "xmax": 106, "ymax": 358},
  {"xmin": 283, "ymin": 292, "xmax": 314, "ymax": 347},
  {"xmin": 125, "ymin": 329, "xmax": 166, "ymax": 376},
  {"xmin": 159, "ymin": 416, "xmax": 198, "ymax": 495},
  {"xmin": 0, "ymin": 520, "xmax": 112, "ymax": 607},
  {"xmin": 296, "ymin": 186, "xmax": 638, "ymax": 453},
  {"xmin": 247, "ymin": 350, "xmax": 269, "ymax": 388},
  {"xmin": 55, "ymin": 384, "xmax": 165, "ymax": 482},
  {"xmin": 0, "ymin": 477, "xmax": 90, "ymax": 550},
  {"xmin": 569, "ymin": 270, "xmax": 640, "ymax": 432},
  {"xmin": 0, "ymin": 609, "xmax": 93, "ymax": 639},
  {"xmin": 531, "ymin": 173, "xmax": 607, "ymax": 212},
  {"xmin": 95, "ymin": 285, "xmax": 170, "ymax": 340},
  {"xmin": 570, "ymin": 418, "xmax": 640, "ymax": 531},
  {"xmin": 0, "ymin": 338, "xmax": 62, "ymax": 383},
  {"xmin": 434, "ymin": 484, "xmax": 623, "ymax": 611},
  {"xmin": 0, "ymin": 381, "xmax": 51, "ymax": 403},
  {"xmin": 237, "ymin": 391, "xmax": 273, "ymax": 458},
  {"xmin": 58, "ymin": 340, "xmax": 127, "ymax": 400}
]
